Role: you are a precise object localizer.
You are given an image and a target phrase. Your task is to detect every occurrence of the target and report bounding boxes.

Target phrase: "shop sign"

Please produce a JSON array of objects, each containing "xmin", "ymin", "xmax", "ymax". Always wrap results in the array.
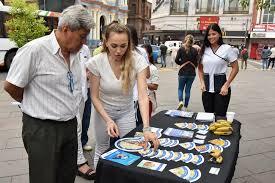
[
  {"xmin": 251, "ymin": 32, "xmax": 266, "ymax": 38},
  {"xmin": 252, "ymin": 24, "xmax": 266, "ymax": 32},
  {"xmin": 267, "ymin": 24, "xmax": 275, "ymax": 32},
  {"xmin": 199, "ymin": 16, "xmax": 219, "ymax": 30}
]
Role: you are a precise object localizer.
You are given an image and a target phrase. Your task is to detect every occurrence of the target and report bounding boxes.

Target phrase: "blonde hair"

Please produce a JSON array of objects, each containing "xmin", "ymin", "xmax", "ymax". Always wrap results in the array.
[
  {"xmin": 102, "ymin": 23, "xmax": 133, "ymax": 94},
  {"xmin": 183, "ymin": 34, "xmax": 194, "ymax": 53}
]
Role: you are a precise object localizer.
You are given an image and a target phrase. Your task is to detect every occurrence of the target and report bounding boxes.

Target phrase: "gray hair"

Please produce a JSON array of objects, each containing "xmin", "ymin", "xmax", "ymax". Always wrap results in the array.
[{"xmin": 58, "ymin": 5, "xmax": 95, "ymax": 31}]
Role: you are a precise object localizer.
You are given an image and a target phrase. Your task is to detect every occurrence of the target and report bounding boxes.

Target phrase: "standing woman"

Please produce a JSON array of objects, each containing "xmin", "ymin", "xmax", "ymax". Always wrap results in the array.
[
  {"xmin": 143, "ymin": 44, "xmax": 159, "ymax": 118},
  {"xmin": 86, "ymin": 23, "xmax": 159, "ymax": 168},
  {"xmin": 198, "ymin": 23, "xmax": 239, "ymax": 117},
  {"xmin": 175, "ymin": 35, "xmax": 199, "ymax": 111}
]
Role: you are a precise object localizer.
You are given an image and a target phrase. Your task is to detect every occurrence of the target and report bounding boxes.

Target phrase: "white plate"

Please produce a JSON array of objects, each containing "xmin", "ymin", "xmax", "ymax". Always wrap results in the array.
[{"xmin": 115, "ymin": 137, "xmax": 151, "ymax": 152}]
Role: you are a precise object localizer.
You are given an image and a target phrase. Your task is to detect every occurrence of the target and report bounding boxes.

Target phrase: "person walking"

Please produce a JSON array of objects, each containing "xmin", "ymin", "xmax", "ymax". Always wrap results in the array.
[
  {"xmin": 198, "ymin": 23, "xmax": 239, "ymax": 117},
  {"xmin": 175, "ymin": 35, "xmax": 199, "ymax": 111},
  {"xmin": 240, "ymin": 46, "xmax": 248, "ymax": 70},
  {"xmin": 4, "ymin": 5, "xmax": 94, "ymax": 183},
  {"xmin": 85, "ymin": 22, "xmax": 159, "ymax": 169},
  {"xmin": 171, "ymin": 43, "xmax": 179, "ymax": 68},
  {"xmin": 267, "ymin": 45, "xmax": 275, "ymax": 70},
  {"xmin": 261, "ymin": 46, "xmax": 272, "ymax": 71},
  {"xmin": 160, "ymin": 42, "xmax": 168, "ymax": 68}
]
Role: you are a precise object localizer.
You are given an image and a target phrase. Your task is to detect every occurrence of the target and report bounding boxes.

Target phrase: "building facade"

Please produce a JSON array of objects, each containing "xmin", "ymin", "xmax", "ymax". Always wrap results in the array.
[
  {"xmin": 81, "ymin": 0, "xmax": 128, "ymax": 47},
  {"xmin": 37, "ymin": 0, "xmax": 128, "ymax": 48},
  {"xmin": 146, "ymin": 0, "xmax": 254, "ymax": 46},
  {"xmin": 249, "ymin": 0, "xmax": 275, "ymax": 59},
  {"xmin": 127, "ymin": 0, "xmax": 152, "ymax": 40}
]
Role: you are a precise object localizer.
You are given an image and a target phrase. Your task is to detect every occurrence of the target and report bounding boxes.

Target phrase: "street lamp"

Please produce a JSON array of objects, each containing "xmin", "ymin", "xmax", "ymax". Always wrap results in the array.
[
  {"xmin": 243, "ymin": 18, "xmax": 249, "ymax": 47},
  {"xmin": 185, "ymin": 0, "xmax": 189, "ymax": 36}
]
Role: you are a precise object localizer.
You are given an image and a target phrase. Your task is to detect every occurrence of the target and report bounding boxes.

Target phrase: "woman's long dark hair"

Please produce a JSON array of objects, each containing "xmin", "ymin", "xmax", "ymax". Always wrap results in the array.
[
  {"xmin": 143, "ymin": 44, "xmax": 154, "ymax": 65},
  {"xmin": 201, "ymin": 23, "xmax": 224, "ymax": 57}
]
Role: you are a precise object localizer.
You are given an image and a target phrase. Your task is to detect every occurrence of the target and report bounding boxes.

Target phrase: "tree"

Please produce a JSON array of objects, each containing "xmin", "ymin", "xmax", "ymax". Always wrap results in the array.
[
  {"xmin": 240, "ymin": 0, "xmax": 274, "ymax": 24},
  {"xmin": 5, "ymin": 0, "xmax": 49, "ymax": 47},
  {"xmin": 240, "ymin": 0, "xmax": 272, "ymax": 10}
]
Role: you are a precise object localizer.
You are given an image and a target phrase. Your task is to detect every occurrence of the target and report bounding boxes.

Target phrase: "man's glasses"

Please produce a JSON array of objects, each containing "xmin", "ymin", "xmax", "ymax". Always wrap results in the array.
[{"xmin": 67, "ymin": 71, "xmax": 74, "ymax": 93}]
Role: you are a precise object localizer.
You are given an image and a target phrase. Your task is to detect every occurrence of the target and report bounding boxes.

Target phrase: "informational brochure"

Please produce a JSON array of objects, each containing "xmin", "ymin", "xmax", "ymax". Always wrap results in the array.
[
  {"xmin": 165, "ymin": 110, "xmax": 194, "ymax": 118},
  {"xmin": 163, "ymin": 127, "xmax": 194, "ymax": 138},
  {"xmin": 101, "ymin": 148, "xmax": 140, "ymax": 166},
  {"xmin": 137, "ymin": 160, "xmax": 167, "ymax": 172},
  {"xmin": 196, "ymin": 112, "xmax": 215, "ymax": 122}
]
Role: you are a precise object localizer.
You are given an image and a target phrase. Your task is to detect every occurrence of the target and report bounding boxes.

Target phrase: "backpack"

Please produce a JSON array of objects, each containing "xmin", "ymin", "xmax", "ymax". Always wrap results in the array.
[{"xmin": 241, "ymin": 49, "xmax": 248, "ymax": 60}]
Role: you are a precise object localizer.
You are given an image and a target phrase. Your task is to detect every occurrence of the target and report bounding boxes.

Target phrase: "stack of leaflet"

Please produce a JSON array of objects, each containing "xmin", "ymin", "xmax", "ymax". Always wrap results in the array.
[
  {"xmin": 165, "ymin": 110, "xmax": 194, "ymax": 118},
  {"xmin": 195, "ymin": 112, "xmax": 215, "ymax": 122}
]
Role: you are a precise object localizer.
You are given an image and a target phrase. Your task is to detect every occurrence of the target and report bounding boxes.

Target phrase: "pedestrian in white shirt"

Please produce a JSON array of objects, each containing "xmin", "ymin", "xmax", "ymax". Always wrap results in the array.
[
  {"xmin": 76, "ymin": 44, "xmax": 96, "ymax": 180},
  {"xmin": 198, "ymin": 23, "xmax": 239, "ymax": 117},
  {"xmin": 268, "ymin": 45, "xmax": 275, "ymax": 70},
  {"xmin": 127, "ymin": 25, "xmax": 150, "ymax": 127},
  {"xmin": 4, "ymin": 5, "xmax": 94, "ymax": 183},
  {"xmin": 143, "ymin": 44, "xmax": 159, "ymax": 117}
]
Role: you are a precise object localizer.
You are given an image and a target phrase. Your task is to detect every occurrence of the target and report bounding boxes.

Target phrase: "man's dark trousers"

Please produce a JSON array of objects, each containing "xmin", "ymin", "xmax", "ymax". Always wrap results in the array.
[
  {"xmin": 22, "ymin": 113, "xmax": 78, "ymax": 183},
  {"xmin": 81, "ymin": 89, "xmax": 91, "ymax": 146}
]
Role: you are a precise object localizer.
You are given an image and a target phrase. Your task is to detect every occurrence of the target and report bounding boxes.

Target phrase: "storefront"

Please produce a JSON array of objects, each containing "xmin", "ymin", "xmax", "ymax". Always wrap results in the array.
[{"xmin": 249, "ymin": 24, "xmax": 275, "ymax": 60}]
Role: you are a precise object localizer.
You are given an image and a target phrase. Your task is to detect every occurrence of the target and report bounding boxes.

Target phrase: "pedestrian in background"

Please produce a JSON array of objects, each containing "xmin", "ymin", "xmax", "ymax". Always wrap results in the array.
[
  {"xmin": 143, "ymin": 43, "xmax": 159, "ymax": 118},
  {"xmin": 261, "ymin": 46, "xmax": 272, "ymax": 71},
  {"xmin": 4, "ymin": 5, "xmax": 94, "ymax": 183},
  {"xmin": 86, "ymin": 22, "xmax": 159, "ymax": 169},
  {"xmin": 160, "ymin": 42, "xmax": 168, "ymax": 68},
  {"xmin": 76, "ymin": 44, "xmax": 95, "ymax": 180},
  {"xmin": 171, "ymin": 43, "xmax": 179, "ymax": 68},
  {"xmin": 267, "ymin": 45, "xmax": 275, "ymax": 70},
  {"xmin": 198, "ymin": 23, "xmax": 239, "ymax": 117},
  {"xmin": 240, "ymin": 46, "xmax": 248, "ymax": 70},
  {"xmin": 127, "ymin": 25, "xmax": 150, "ymax": 127},
  {"xmin": 175, "ymin": 34, "xmax": 199, "ymax": 111}
]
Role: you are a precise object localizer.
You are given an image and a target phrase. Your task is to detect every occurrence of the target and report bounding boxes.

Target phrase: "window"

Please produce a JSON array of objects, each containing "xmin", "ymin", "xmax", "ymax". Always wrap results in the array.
[
  {"xmin": 223, "ymin": 0, "xmax": 248, "ymax": 14},
  {"xmin": 170, "ymin": 0, "xmax": 189, "ymax": 15},
  {"xmin": 196, "ymin": 0, "xmax": 219, "ymax": 14},
  {"xmin": 263, "ymin": 9, "xmax": 274, "ymax": 24},
  {"xmin": 262, "ymin": 0, "xmax": 275, "ymax": 24},
  {"xmin": 131, "ymin": 4, "xmax": 137, "ymax": 14}
]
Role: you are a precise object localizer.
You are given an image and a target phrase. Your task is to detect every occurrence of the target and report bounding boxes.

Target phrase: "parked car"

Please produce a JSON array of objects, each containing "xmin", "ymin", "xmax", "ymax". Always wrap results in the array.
[
  {"xmin": 151, "ymin": 45, "xmax": 161, "ymax": 63},
  {"xmin": 164, "ymin": 40, "xmax": 182, "ymax": 54}
]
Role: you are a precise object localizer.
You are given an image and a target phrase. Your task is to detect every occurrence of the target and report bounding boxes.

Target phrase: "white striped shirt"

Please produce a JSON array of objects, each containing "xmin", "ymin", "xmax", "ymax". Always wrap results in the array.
[{"xmin": 6, "ymin": 31, "xmax": 83, "ymax": 121}]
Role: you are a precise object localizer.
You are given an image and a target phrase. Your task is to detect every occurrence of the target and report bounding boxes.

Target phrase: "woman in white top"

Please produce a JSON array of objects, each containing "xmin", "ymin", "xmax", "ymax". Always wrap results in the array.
[
  {"xmin": 86, "ymin": 23, "xmax": 159, "ymax": 168},
  {"xmin": 198, "ymin": 23, "xmax": 239, "ymax": 117}
]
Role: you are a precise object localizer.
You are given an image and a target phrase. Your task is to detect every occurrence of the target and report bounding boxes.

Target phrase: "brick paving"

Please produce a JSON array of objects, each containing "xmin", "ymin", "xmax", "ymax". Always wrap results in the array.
[{"xmin": 0, "ymin": 59, "xmax": 275, "ymax": 183}]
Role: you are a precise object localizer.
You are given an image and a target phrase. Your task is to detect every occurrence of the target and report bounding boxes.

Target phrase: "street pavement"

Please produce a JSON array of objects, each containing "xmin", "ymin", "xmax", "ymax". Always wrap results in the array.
[{"xmin": 0, "ymin": 58, "xmax": 275, "ymax": 183}]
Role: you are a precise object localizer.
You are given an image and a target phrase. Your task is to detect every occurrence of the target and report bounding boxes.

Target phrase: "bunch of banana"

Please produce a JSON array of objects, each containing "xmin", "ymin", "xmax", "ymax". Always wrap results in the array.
[
  {"xmin": 209, "ymin": 149, "xmax": 223, "ymax": 164},
  {"xmin": 209, "ymin": 120, "xmax": 233, "ymax": 136}
]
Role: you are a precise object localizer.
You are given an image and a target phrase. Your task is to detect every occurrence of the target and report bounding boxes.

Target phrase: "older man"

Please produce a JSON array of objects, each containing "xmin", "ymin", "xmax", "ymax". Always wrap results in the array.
[{"xmin": 4, "ymin": 5, "xmax": 94, "ymax": 183}]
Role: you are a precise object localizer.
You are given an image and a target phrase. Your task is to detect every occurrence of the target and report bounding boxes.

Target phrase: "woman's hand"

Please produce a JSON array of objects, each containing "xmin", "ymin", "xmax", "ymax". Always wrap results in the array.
[
  {"xmin": 143, "ymin": 131, "xmax": 160, "ymax": 151},
  {"xmin": 220, "ymin": 84, "xmax": 229, "ymax": 96},
  {"xmin": 106, "ymin": 120, "xmax": 119, "ymax": 138},
  {"xmin": 200, "ymin": 83, "xmax": 206, "ymax": 92}
]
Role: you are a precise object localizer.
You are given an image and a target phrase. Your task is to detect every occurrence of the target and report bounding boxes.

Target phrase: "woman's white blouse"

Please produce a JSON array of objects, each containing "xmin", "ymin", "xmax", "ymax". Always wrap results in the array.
[{"xmin": 201, "ymin": 44, "xmax": 238, "ymax": 93}]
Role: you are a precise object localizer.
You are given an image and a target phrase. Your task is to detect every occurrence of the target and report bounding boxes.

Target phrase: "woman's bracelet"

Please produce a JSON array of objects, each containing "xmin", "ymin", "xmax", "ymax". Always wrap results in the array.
[{"xmin": 142, "ymin": 127, "xmax": 151, "ymax": 133}]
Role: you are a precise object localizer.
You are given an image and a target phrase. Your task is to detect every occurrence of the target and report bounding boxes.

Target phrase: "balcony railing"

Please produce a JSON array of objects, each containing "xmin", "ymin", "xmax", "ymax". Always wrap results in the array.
[
  {"xmin": 223, "ymin": 7, "xmax": 248, "ymax": 14},
  {"xmin": 196, "ymin": 8, "xmax": 219, "ymax": 14}
]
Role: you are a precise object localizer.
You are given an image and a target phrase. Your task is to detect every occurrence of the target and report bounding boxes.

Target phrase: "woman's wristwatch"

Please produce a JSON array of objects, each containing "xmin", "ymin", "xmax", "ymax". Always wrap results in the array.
[{"xmin": 142, "ymin": 127, "xmax": 151, "ymax": 133}]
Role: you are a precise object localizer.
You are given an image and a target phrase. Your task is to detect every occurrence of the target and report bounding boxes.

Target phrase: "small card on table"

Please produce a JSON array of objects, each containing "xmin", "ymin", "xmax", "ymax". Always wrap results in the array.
[{"xmin": 137, "ymin": 160, "xmax": 167, "ymax": 172}]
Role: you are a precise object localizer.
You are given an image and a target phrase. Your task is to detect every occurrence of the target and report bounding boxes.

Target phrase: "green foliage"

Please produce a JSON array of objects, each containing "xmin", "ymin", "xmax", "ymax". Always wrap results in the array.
[
  {"xmin": 239, "ymin": 0, "xmax": 273, "ymax": 10},
  {"xmin": 239, "ymin": 0, "xmax": 250, "ymax": 9},
  {"xmin": 5, "ymin": 0, "xmax": 49, "ymax": 47}
]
